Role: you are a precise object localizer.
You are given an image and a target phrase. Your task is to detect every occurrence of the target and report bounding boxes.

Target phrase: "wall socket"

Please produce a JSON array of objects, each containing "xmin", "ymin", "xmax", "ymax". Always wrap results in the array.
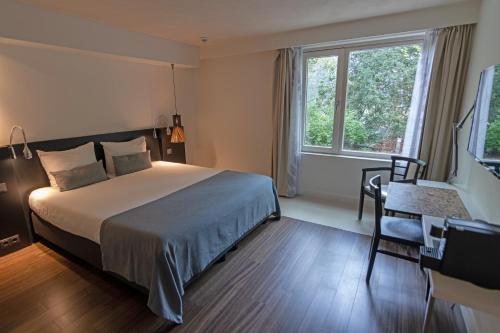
[
  {"xmin": 0, "ymin": 183, "xmax": 7, "ymax": 193},
  {"xmin": 0, "ymin": 234, "xmax": 20, "ymax": 249}
]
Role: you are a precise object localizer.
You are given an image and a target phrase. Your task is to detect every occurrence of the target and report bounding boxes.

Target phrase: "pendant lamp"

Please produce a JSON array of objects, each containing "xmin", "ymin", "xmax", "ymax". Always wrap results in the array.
[{"xmin": 170, "ymin": 64, "xmax": 186, "ymax": 143}]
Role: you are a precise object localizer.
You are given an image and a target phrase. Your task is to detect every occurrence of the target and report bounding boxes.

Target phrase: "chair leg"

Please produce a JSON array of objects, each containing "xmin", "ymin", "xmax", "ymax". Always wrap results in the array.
[
  {"xmin": 365, "ymin": 234, "xmax": 380, "ymax": 284},
  {"xmin": 425, "ymin": 276, "xmax": 431, "ymax": 301},
  {"xmin": 358, "ymin": 191, "xmax": 365, "ymax": 221}
]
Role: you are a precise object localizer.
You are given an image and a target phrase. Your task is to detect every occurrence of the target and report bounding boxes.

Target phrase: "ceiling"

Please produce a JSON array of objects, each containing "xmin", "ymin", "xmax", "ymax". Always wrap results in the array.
[{"xmin": 18, "ymin": 0, "xmax": 472, "ymax": 45}]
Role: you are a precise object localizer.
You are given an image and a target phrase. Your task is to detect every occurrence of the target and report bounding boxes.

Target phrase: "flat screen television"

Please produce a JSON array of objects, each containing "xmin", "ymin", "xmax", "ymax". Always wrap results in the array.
[{"xmin": 467, "ymin": 64, "xmax": 500, "ymax": 178}]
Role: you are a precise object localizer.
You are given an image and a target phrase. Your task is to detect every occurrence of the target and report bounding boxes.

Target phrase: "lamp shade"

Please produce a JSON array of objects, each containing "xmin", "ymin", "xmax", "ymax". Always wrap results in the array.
[
  {"xmin": 170, "ymin": 64, "xmax": 186, "ymax": 144},
  {"xmin": 171, "ymin": 114, "xmax": 185, "ymax": 143},
  {"xmin": 171, "ymin": 127, "xmax": 185, "ymax": 143}
]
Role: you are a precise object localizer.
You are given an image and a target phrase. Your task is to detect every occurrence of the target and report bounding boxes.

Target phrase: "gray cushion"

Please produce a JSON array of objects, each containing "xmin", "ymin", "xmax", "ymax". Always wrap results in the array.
[
  {"xmin": 51, "ymin": 160, "xmax": 108, "ymax": 192},
  {"xmin": 381, "ymin": 216, "xmax": 424, "ymax": 245},
  {"xmin": 113, "ymin": 150, "xmax": 152, "ymax": 176}
]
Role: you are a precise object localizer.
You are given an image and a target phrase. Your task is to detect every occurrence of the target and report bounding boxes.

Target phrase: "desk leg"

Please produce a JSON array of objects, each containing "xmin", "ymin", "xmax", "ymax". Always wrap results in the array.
[
  {"xmin": 425, "ymin": 275, "xmax": 431, "ymax": 301},
  {"xmin": 422, "ymin": 294, "xmax": 435, "ymax": 333}
]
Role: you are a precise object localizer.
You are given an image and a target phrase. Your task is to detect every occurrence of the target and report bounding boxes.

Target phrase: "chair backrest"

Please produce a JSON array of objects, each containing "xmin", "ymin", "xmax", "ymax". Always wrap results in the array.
[
  {"xmin": 369, "ymin": 175, "xmax": 383, "ymax": 235},
  {"xmin": 390, "ymin": 156, "xmax": 427, "ymax": 183}
]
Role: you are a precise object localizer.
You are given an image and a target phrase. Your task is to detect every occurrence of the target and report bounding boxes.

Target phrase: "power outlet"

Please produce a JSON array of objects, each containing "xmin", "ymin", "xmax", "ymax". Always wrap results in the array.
[
  {"xmin": 0, "ymin": 234, "xmax": 20, "ymax": 249},
  {"xmin": 0, "ymin": 183, "xmax": 7, "ymax": 193},
  {"xmin": 166, "ymin": 148, "xmax": 173, "ymax": 155}
]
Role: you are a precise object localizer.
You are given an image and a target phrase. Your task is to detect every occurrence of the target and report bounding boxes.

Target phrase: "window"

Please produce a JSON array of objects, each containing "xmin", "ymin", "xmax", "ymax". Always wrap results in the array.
[
  {"xmin": 302, "ymin": 38, "xmax": 423, "ymax": 158},
  {"xmin": 303, "ymin": 52, "xmax": 339, "ymax": 147}
]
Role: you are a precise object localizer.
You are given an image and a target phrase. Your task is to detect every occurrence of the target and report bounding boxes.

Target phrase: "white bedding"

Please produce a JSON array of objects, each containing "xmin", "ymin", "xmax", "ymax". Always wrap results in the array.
[{"xmin": 29, "ymin": 161, "xmax": 221, "ymax": 244}]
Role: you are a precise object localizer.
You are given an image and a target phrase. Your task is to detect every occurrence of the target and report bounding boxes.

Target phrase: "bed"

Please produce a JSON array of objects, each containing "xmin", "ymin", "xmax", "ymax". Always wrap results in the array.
[
  {"xmin": 30, "ymin": 161, "xmax": 280, "ymax": 323},
  {"xmin": 3, "ymin": 128, "xmax": 280, "ymax": 324}
]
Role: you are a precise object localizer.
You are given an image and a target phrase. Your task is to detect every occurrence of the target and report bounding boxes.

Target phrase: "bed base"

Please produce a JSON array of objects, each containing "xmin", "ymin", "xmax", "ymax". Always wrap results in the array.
[
  {"xmin": 31, "ymin": 211, "xmax": 281, "ymax": 290},
  {"xmin": 32, "ymin": 212, "xmax": 103, "ymax": 269}
]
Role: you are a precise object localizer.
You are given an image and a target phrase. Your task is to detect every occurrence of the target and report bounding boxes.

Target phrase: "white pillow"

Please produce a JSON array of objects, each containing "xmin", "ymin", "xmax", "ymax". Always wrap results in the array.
[
  {"xmin": 101, "ymin": 136, "xmax": 146, "ymax": 178},
  {"xmin": 37, "ymin": 142, "xmax": 97, "ymax": 189}
]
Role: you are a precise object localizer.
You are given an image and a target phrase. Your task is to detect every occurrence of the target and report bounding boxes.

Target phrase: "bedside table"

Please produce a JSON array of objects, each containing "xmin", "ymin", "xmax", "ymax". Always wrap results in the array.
[
  {"xmin": 0, "ymin": 157, "xmax": 32, "ymax": 256},
  {"xmin": 161, "ymin": 133, "xmax": 186, "ymax": 164}
]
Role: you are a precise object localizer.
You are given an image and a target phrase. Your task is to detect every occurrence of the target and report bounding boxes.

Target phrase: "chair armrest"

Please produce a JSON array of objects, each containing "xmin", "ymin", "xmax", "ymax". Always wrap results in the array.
[{"xmin": 361, "ymin": 167, "xmax": 391, "ymax": 187}]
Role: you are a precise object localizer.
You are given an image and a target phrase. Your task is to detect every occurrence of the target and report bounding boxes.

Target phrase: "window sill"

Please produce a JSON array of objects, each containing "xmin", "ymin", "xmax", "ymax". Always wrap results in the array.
[{"xmin": 300, "ymin": 151, "xmax": 390, "ymax": 163}]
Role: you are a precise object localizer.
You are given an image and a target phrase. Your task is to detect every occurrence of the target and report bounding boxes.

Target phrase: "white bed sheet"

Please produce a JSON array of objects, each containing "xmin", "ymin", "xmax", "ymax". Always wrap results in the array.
[{"xmin": 29, "ymin": 161, "xmax": 221, "ymax": 244}]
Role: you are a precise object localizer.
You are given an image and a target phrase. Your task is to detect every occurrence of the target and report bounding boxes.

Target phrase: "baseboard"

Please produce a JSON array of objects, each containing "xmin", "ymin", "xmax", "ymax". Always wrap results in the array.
[
  {"xmin": 297, "ymin": 188, "xmax": 375, "ymax": 210},
  {"xmin": 298, "ymin": 188, "xmax": 356, "ymax": 204}
]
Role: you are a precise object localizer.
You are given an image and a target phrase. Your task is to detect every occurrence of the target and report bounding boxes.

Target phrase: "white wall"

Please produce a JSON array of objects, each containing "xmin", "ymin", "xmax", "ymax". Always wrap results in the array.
[
  {"xmin": 0, "ymin": 1, "xmax": 199, "ymax": 67},
  {"xmin": 193, "ymin": 3, "xmax": 478, "ymax": 202},
  {"xmin": 201, "ymin": 1, "xmax": 479, "ymax": 59},
  {"xmin": 299, "ymin": 154, "xmax": 390, "ymax": 201},
  {"xmin": 0, "ymin": 1, "xmax": 200, "ymax": 162},
  {"xmin": 455, "ymin": 0, "xmax": 500, "ymax": 225},
  {"xmin": 192, "ymin": 51, "xmax": 277, "ymax": 176},
  {"xmin": 0, "ymin": 42, "xmax": 198, "ymax": 162},
  {"xmin": 453, "ymin": 0, "xmax": 500, "ymax": 331}
]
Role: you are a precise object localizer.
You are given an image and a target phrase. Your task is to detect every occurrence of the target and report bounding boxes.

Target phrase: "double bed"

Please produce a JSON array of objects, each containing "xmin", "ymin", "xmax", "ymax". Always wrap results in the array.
[{"xmin": 4, "ymin": 128, "xmax": 280, "ymax": 324}]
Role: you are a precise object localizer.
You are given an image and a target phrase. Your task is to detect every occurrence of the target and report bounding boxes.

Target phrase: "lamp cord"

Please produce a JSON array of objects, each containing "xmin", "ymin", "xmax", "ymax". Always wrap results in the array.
[{"xmin": 171, "ymin": 63, "xmax": 178, "ymax": 115}]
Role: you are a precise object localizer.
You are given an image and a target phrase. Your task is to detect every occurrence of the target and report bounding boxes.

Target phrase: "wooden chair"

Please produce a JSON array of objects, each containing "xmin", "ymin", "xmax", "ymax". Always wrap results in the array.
[
  {"xmin": 365, "ymin": 175, "xmax": 425, "ymax": 283},
  {"xmin": 358, "ymin": 156, "xmax": 427, "ymax": 220}
]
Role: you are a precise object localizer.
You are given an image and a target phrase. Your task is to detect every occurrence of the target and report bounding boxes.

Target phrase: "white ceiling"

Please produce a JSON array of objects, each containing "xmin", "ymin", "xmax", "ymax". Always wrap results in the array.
[{"xmin": 18, "ymin": 0, "xmax": 472, "ymax": 45}]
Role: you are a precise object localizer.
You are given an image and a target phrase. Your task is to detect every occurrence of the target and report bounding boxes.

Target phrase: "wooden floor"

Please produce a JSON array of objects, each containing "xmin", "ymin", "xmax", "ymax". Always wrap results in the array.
[{"xmin": 0, "ymin": 217, "xmax": 466, "ymax": 333}]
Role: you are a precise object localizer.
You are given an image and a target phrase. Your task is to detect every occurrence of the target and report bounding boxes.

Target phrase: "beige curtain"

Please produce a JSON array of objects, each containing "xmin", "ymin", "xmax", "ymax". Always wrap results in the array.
[
  {"xmin": 272, "ymin": 48, "xmax": 301, "ymax": 197},
  {"xmin": 419, "ymin": 24, "xmax": 473, "ymax": 181}
]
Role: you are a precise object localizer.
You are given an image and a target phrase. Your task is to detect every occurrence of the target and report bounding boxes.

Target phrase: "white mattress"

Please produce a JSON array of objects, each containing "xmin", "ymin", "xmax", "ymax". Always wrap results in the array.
[{"xmin": 29, "ymin": 161, "xmax": 221, "ymax": 244}]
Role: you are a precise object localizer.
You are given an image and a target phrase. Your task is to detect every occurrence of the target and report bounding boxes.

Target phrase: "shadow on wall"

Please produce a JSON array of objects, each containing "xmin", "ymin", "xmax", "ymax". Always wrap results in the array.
[
  {"xmin": 194, "ymin": 137, "xmax": 217, "ymax": 168},
  {"xmin": 0, "ymin": 42, "xmax": 169, "ymax": 145}
]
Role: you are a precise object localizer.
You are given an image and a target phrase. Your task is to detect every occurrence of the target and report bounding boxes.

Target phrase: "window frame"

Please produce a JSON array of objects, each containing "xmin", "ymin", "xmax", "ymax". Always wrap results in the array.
[
  {"xmin": 301, "ymin": 35, "xmax": 425, "ymax": 159},
  {"xmin": 301, "ymin": 48, "xmax": 346, "ymax": 155}
]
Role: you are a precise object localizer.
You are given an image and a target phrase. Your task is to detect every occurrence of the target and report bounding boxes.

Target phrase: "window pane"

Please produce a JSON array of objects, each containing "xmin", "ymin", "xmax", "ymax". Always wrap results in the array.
[
  {"xmin": 343, "ymin": 44, "xmax": 422, "ymax": 154},
  {"xmin": 484, "ymin": 65, "xmax": 500, "ymax": 160},
  {"xmin": 304, "ymin": 55, "xmax": 338, "ymax": 147}
]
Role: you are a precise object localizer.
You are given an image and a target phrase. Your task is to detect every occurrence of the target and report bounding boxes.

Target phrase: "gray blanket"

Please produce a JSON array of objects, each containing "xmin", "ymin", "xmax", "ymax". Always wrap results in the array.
[{"xmin": 100, "ymin": 170, "xmax": 280, "ymax": 323}]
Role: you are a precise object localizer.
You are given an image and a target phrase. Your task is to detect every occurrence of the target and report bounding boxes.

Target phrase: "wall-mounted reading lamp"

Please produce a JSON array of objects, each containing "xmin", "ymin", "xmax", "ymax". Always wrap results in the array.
[
  {"xmin": 451, "ymin": 102, "xmax": 475, "ymax": 178},
  {"xmin": 9, "ymin": 125, "xmax": 33, "ymax": 159},
  {"xmin": 450, "ymin": 71, "xmax": 483, "ymax": 179}
]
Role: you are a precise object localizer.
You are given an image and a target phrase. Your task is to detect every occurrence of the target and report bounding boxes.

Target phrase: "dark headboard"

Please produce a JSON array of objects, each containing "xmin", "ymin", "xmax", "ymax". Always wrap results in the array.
[{"xmin": 0, "ymin": 127, "xmax": 184, "ymax": 253}]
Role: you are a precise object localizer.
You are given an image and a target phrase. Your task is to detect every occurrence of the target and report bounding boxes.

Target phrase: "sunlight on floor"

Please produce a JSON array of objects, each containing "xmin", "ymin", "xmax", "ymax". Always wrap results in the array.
[{"xmin": 279, "ymin": 195, "xmax": 375, "ymax": 236}]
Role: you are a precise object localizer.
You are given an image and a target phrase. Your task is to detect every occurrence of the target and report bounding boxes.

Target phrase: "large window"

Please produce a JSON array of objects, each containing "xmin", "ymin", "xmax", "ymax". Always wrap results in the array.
[{"xmin": 302, "ymin": 38, "xmax": 423, "ymax": 158}]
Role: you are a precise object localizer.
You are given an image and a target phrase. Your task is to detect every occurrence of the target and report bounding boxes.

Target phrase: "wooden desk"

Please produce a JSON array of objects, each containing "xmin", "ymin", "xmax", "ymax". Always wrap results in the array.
[
  {"xmin": 421, "ymin": 215, "xmax": 500, "ymax": 332},
  {"xmin": 384, "ymin": 182, "xmax": 470, "ymax": 219}
]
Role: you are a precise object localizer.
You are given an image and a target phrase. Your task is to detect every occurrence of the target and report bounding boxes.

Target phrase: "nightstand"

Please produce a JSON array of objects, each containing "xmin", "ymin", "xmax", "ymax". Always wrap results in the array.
[
  {"xmin": 0, "ymin": 157, "xmax": 32, "ymax": 256},
  {"xmin": 161, "ymin": 132, "xmax": 186, "ymax": 164}
]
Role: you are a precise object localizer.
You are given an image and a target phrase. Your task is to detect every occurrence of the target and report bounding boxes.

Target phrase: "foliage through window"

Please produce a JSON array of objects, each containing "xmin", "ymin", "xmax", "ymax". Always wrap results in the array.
[
  {"xmin": 302, "ymin": 40, "xmax": 423, "ymax": 157},
  {"xmin": 304, "ymin": 55, "xmax": 338, "ymax": 147},
  {"xmin": 485, "ymin": 65, "xmax": 500, "ymax": 159}
]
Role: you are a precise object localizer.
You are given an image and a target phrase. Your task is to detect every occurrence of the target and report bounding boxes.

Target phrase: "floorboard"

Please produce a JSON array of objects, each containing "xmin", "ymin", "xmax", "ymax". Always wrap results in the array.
[{"xmin": 0, "ymin": 217, "xmax": 466, "ymax": 333}]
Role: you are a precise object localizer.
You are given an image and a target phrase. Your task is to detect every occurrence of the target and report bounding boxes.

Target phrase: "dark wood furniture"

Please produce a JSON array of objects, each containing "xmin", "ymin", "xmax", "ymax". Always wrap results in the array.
[
  {"xmin": 365, "ymin": 175, "xmax": 425, "ymax": 283},
  {"xmin": 358, "ymin": 156, "xmax": 427, "ymax": 220},
  {"xmin": 384, "ymin": 182, "xmax": 470, "ymax": 219},
  {"xmin": 0, "ymin": 160, "xmax": 31, "ymax": 256}
]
